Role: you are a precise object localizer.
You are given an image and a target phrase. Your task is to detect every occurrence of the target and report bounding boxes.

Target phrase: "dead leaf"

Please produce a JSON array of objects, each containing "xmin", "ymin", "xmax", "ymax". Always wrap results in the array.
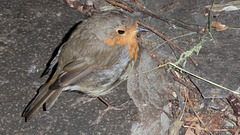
[
  {"xmin": 185, "ymin": 122, "xmax": 204, "ymax": 135},
  {"xmin": 170, "ymin": 120, "xmax": 184, "ymax": 135},
  {"xmin": 184, "ymin": 116, "xmax": 199, "ymax": 122},
  {"xmin": 211, "ymin": 21, "xmax": 228, "ymax": 31}
]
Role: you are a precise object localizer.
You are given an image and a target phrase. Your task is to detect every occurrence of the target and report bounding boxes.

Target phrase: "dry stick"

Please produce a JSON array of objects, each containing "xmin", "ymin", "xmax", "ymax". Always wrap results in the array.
[
  {"xmin": 137, "ymin": 21, "xmax": 198, "ymax": 66},
  {"xmin": 115, "ymin": 0, "xmax": 201, "ymax": 33},
  {"xmin": 134, "ymin": 0, "xmax": 154, "ymax": 14},
  {"xmin": 107, "ymin": 0, "xmax": 201, "ymax": 33},
  {"xmin": 179, "ymin": 98, "xmax": 187, "ymax": 121},
  {"xmin": 183, "ymin": 125, "xmax": 205, "ymax": 132},
  {"xmin": 187, "ymin": 96, "xmax": 213, "ymax": 135},
  {"xmin": 170, "ymin": 70, "xmax": 198, "ymax": 92},
  {"xmin": 213, "ymin": 129, "xmax": 234, "ymax": 133},
  {"xmin": 105, "ymin": 0, "xmax": 134, "ymax": 13}
]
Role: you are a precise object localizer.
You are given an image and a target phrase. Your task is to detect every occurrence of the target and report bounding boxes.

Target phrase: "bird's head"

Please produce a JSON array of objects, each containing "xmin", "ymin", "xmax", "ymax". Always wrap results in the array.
[{"xmin": 89, "ymin": 11, "xmax": 146, "ymax": 61}]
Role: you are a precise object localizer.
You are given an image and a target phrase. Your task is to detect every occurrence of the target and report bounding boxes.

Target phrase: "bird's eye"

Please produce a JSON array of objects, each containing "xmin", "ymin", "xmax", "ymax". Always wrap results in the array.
[{"xmin": 117, "ymin": 30, "xmax": 125, "ymax": 35}]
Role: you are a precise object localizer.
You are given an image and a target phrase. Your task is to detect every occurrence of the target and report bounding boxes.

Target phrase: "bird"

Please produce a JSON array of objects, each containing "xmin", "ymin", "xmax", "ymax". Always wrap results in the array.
[{"xmin": 22, "ymin": 10, "xmax": 146, "ymax": 122}]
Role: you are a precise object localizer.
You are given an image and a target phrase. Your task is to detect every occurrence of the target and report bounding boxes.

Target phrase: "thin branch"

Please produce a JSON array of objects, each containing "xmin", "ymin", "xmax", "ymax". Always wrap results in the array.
[
  {"xmin": 105, "ymin": 0, "xmax": 134, "ymax": 13},
  {"xmin": 115, "ymin": 0, "xmax": 201, "ymax": 33},
  {"xmin": 137, "ymin": 21, "xmax": 198, "ymax": 66},
  {"xmin": 187, "ymin": 96, "xmax": 213, "ymax": 135},
  {"xmin": 134, "ymin": 0, "xmax": 154, "ymax": 14}
]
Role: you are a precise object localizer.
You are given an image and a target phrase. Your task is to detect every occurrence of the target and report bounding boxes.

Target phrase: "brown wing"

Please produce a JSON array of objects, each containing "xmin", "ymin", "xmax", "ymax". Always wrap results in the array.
[
  {"xmin": 47, "ymin": 18, "xmax": 126, "ymax": 89},
  {"xmin": 48, "ymin": 60, "xmax": 93, "ymax": 90}
]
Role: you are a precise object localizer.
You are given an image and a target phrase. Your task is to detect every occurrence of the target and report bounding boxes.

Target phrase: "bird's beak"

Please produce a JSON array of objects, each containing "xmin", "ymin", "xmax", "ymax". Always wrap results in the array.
[{"xmin": 137, "ymin": 25, "xmax": 149, "ymax": 32}]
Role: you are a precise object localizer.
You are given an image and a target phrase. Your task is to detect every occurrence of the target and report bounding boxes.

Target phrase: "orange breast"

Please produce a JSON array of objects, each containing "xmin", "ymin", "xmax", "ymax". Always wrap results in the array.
[{"xmin": 103, "ymin": 23, "xmax": 139, "ymax": 61}]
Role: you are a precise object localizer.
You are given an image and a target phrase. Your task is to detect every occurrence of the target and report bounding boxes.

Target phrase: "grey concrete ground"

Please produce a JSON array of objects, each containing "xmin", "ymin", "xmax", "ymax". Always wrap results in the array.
[
  {"xmin": 1, "ymin": 0, "xmax": 239, "ymax": 134},
  {"xmin": 0, "ymin": 0, "xmax": 137, "ymax": 134}
]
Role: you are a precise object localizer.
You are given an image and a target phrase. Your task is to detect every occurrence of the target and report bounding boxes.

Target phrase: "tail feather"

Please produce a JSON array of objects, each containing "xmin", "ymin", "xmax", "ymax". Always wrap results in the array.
[
  {"xmin": 22, "ymin": 84, "xmax": 62, "ymax": 122},
  {"xmin": 24, "ymin": 84, "xmax": 49, "ymax": 114},
  {"xmin": 45, "ymin": 89, "xmax": 63, "ymax": 111}
]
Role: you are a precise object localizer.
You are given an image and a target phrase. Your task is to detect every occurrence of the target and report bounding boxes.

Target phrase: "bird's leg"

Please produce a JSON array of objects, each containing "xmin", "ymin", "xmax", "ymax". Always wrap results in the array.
[
  {"xmin": 97, "ymin": 96, "xmax": 112, "ymax": 106},
  {"xmin": 90, "ymin": 96, "xmax": 130, "ymax": 125},
  {"xmin": 97, "ymin": 96, "xmax": 130, "ymax": 110}
]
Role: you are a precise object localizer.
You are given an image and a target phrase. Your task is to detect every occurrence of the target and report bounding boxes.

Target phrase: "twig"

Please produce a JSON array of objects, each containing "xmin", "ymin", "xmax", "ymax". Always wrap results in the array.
[
  {"xmin": 179, "ymin": 98, "xmax": 187, "ymax": 121},
  {"xmin": 168, "ymin": 62, "xmax": 240, "ymax": 96},
  {"xmin": 151, "ymin": 32, "xmax": 197, "ymax": 52},
  {"xmin": 134, "ymin": 0, "xmax": 153, "ymax": 14},
  {"xmin": 170, "ymin": 70, "xmax": 199, "ymax": 92},
  {"xmin": 105, "ymin": 0, "xmax": 134, "ymax": 13},
  {"xmin": 137, "ymin": 21, "xmax": 198, "ymax": 66},
  {"xmin": 186, "ymin": 96, "xmax": 213, "ymax": 134},
  {"xmin": 115, "ymin": 0, "xmax": 201, "ymax": 33},
  {"xmin": 103, "ymin": 0, "xmax": 201, "ymax": 33}
]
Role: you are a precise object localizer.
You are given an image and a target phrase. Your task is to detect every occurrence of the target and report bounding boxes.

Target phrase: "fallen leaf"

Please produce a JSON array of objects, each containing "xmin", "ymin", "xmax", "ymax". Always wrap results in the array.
[
  {"xmin": 170, "ymin": 120, "xmax": 184, "ymax": 135},
  {"xmin": 211, "ymin": 21, "xmax": 228, "ymax": 31}
]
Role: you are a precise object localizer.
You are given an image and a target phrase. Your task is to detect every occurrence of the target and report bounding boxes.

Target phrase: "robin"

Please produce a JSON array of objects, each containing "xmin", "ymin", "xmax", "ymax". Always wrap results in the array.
[{"xmin": 22, "ymin": 11, "xmax": 146, "ymax": 122}]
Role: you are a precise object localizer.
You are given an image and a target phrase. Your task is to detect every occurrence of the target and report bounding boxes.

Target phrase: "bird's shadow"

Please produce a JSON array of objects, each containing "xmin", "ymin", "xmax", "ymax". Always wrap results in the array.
[{"xmin": 41, "ymin": 21, "xmax": 82, "ymax": 81}]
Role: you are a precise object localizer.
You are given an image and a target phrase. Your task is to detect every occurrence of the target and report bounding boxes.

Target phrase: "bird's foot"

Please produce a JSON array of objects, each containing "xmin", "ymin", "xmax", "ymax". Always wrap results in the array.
[{"xmin": 90, "ymin": 96, "xmax": 130, "ymax": 125}]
